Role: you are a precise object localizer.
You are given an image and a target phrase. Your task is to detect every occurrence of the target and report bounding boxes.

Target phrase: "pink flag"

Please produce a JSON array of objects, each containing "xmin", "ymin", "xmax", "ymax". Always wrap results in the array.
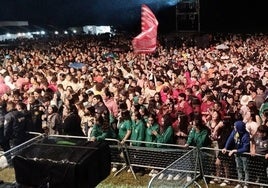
[{"xmin": 132, "ymin": 4, "xmax": 158, "ymax": 54}]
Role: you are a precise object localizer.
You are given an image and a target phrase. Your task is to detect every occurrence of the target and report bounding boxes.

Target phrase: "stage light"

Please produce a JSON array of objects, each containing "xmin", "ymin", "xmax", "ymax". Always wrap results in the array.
[
  {"xmin": 55, "ymin": 31, "xmax": 59, "ymax": 35},
  {"xmin": 6, "ymin": 33, "xmax": 11, "ymax": 37},
  {"xmin": 64, "ymin": 31, "xmax": 68, "ymax": 34},
  {"xmin": 73, "ymin": 30, "xmax": 77, "ymax": 34},
  {"xmin": 40, "ymin": 31, "xmax": 45, "ymax": 35}
]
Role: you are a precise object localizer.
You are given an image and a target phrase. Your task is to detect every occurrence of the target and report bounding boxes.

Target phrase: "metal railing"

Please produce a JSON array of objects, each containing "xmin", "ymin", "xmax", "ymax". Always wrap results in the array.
[
  {"xmin": 1, "ymin": 135, "xmax": 268, "ymax": 188},
  {"xmin": 200, "ymin": 147, "xmax": 268, "ymax": 187}
]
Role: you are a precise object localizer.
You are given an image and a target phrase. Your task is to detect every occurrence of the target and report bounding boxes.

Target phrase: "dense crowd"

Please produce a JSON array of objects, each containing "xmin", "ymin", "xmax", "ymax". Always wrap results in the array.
[{"xmin": 0, "ymin": 32, "xmax": 268, "ymax": 187}]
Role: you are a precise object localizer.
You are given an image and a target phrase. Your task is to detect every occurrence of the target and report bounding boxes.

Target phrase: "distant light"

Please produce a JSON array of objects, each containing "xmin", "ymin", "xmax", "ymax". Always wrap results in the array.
[
  {"xmin": 41, "ymin": 31, "xmax": 45, "ymax": 35},
  {"xmin": 6, "ymin": 33, "xmax": 11, "ymax": 37},
  {"xmin": 55, "ymin": 31, "xmax": 59, "ymax": 35},
  {"xmin": 22, "ymin": 33, "xmax": 26, "ymax": 36},
  {"xmin": 27, "ymin": 32, "xmax": 31, "ymax": 36},
  {"xmin": 17, "ymin": 33, "xmax": 22, "ymax": 36},
  {"xmin": 64, "ymin": 31, "xmax": 68, "ymax": 34},
  {"xmin": 36, "ymin": 31, "xmax": 40, "ymax": 35},
  {"xmin": 73, "ymin": 30, "xmax": 77, "ymax": 34}
]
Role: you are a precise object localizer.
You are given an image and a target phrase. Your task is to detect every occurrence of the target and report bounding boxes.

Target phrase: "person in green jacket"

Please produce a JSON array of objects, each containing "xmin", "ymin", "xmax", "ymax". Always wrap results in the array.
[
  {"xmin": 145, "ymin": 113, "xmax": 160, "ymax": 176},
  {"xmin": 90, "ymin": 115, "xmax": 116, "ymax": 141},
  {"xmin": 181, "ymin": 113, "xmax": 211, "ymax": 182},
  {"xmin": 184, "ymin": 113, "xmax": 211, "ymax": 148},
  {"xmin": 130, "ymin": 110, "xmax": 146, "ymax": 147},
  {"xmin": 152, "ymin": 114, "xmax": 174, "ymax": 147},
  {"xmin": 117, "ymin": 110, "xmax": 132, "ymax": 144},
  {"xmin": 130, "ymin": 110, "xmax": 146, "ymax": 175},
  {"xmin": 145, "ymin": 113, "xmax": 160, "ymax": 148}
]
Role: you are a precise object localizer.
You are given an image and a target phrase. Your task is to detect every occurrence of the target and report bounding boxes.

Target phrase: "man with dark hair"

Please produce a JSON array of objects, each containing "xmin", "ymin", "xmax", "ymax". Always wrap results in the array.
[
  {"xmin": 92, "ymin": 95, "xmax": 110, "ymax": 131},
  {"xmin": 255, "ymin": 85, "xmax": 266, "ymax": 109},
  {"xmin": 177, "ymin": 92, "xmax": 193, "ymax": 117},
  {"xmin": 27, "ymin": 96, "xmax": 44, "ymax": 133},
  {"xmin": 4, "ymin": 101, "xmax": 27, "ymax": 149}
]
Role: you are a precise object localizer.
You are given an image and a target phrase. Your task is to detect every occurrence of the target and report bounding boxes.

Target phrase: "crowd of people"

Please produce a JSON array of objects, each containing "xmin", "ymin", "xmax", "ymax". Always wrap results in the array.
[{"xmin": 0, "ymin": 32, "xmax": 268, "ymax": 187}]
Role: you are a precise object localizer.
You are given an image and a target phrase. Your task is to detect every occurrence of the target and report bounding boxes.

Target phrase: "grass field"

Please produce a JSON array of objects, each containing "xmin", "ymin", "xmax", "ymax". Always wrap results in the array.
[
  {"xmin": 97, "ymin": 170, "xmax": 150, "ymax": 188},
  {"xmin": 0, "ymin": 167, "xmax": 252, "ymax": 188}
]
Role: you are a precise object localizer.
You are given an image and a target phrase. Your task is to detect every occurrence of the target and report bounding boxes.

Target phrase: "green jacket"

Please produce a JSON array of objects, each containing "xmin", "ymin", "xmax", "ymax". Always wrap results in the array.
[
  {"xmin": 260, "ymin": 102, "xmax": 268, "ymax": 116},
  {"xmin": 118, "ymin": 119, "xmax": 132, "ymax": 141},
  {"xmin": 145, "ymin": 123, "xmax": 159, "ymax": 148},
  {"xmin": 130, "ymin": 119, "xmax": 146, "ymax": 146},
  {"xmin": 186, "ymin": 128, "xmax": 211, "ymax": 148},
  {"xmin": 90, "ymin": 124, "xmax": 116, "ymax": 141},
  {"xmin": 155, "ymin": 126, "xmax": 174, "ymax": 147}
]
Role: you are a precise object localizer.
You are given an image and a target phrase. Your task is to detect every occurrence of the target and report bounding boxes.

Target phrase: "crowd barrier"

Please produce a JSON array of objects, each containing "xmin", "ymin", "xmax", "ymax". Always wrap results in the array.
[
  {"xmin": 1, "ymin": 135, "xmax": 268, "ymax": 188},
  {"xmin": 0, "ymin": 132, "xmax": 45, "ymax": 167},
  {"xmin": 201, "ymin": 147, "xmax": 268, "ymax": 188},
  {"xmin": 109, "ymin": 139, "xmax": 268, "ymax": 188}
]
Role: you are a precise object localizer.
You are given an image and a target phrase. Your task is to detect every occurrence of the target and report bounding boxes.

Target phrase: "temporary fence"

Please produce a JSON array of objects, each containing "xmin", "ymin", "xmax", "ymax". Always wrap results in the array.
[
  {"xmin": 148, "ymin": 147, "xmax": 201, "ymax": 188},
  {"xmin": 0, "ymin": 132, "xmax": 45, "ymax": 167},
  {"xmin": 1, "ymin": 135, "xmax": 268, "ymax": 188},
  {"xmin": 200, "ymin": 147, "xmax": 268, "ymax": 188},
  {"xmin": 108, "ymin": 139, "xmax": 268, "ymax": 188},
  {"xmin": 108, "ymin": 139, "xmax": 201, "ymax": 187}
]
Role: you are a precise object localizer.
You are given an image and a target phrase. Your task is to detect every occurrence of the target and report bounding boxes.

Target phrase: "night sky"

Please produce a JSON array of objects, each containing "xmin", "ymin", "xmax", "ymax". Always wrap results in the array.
[{"xmin": 0, "ymin": 0, "xmax": 267, "ymax": 33}]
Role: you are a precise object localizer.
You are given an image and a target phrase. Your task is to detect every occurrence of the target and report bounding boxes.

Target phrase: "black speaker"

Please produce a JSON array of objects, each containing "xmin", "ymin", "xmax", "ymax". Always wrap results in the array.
[{"xmin": 13, "ymin": 137, "xmax": 111, "ymax": 188}]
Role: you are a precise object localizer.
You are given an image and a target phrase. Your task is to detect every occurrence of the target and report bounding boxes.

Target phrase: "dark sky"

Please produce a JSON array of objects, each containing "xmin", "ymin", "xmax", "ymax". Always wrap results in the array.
[{"xmin": 0, "ymin": 0, "xmax": 267, "ymax": 33}]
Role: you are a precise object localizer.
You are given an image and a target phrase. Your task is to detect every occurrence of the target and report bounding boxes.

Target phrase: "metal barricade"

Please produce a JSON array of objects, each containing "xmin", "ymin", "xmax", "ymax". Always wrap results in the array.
[
  {"xmin": 0, "ymin": 132, "xmax": 45, "ymax": 169},
  {"xmin": 147, "ymin": 147, "xmax": 201, "ymax": 188},
  {"xmin": 3, "ymin": 135, "xmax": 268, "ymax": 188},
  {"xmin": 200, "ymin": 147, "xmax": 268, "ymax": 187}
]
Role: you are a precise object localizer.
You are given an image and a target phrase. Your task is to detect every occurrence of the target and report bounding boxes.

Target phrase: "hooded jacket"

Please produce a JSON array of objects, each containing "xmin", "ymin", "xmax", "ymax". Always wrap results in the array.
[{"xmin": 224, "ymin": 121, "xmax": 250, "ymax": 154}]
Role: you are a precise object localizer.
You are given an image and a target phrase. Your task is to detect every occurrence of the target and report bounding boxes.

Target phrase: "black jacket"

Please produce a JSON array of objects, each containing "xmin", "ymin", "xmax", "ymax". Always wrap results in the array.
[
  {"xmin": 4, "ymin": 109, "xmax": 27, "ymax": 146},
  {"xmin": 62, "ymin": 113, "xmax": 84, "ymax": 136}
]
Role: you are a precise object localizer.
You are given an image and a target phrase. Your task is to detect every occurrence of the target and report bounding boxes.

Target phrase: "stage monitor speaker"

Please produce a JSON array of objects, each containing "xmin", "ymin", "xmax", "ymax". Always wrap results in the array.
[{"xmin": 13, "ymin": 137, "xmax": 111, "ymax": 188}]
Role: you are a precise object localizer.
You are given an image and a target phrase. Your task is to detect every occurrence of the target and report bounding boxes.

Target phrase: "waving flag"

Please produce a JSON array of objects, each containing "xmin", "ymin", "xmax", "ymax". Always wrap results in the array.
[{"xmin": 132, "ymin": 4, "xmax": 158, "ymax": 54}]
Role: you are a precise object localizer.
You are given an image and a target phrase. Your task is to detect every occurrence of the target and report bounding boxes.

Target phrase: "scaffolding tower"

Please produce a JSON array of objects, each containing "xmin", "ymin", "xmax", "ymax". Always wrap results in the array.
[{"xmin": 176, "ymin": 0, "xmax": 200, "ymax": 32}]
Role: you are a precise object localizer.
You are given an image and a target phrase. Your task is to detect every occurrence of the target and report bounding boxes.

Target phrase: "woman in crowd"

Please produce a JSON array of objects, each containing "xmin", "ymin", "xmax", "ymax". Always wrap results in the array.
[
  {"xmin": 250, "ymin": 125, "xmax": 268, "ymax": 185},
  {"xmin": 130, "ymin": 110, "xmax": 146, "ymax": 147},
  {"xmin": 172, "ymin": 111, "xmax": 190, "ymax": 145},
  {"xmin": 145, "ymin": 113, "xmax": 160, "ymax": 148},
  {"xmin": 152, "ymin": 114, "xmax": 174, "ymax": 147},
  {"xmin": 184, "ymin": 113, "xmax": 211, "ymax": 148},
  {"xmin": 145, "ymin": 113, "xmax": 160, "ymax": 177},
  {"xmin": 209, "ymin": 113, "xmax": 233, "ymax": 186},
  {"xmin": 117, "ymin": 110, "xmax": 132, "ymax": 144},
  {"xmin": 183, "ymin": 113, "xmax": 211, "ymax": 182},
  {"xmin": 90, "ymin": 114, "xmax": 116, "ymax": 142},
  {"xmin": 112, "ymin": 109, "xmax": 132, "ymax": 172},
  {"xmin": 62, "ymin": 104, "xmax": 84, "ymax": 136},
  {"xmin": 81, "ymin": 106, "xmax": 95, "ymax": 137},
  {"xmin": 45, "ymin": 105, "xmax": 62, "ymax": 135}
]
